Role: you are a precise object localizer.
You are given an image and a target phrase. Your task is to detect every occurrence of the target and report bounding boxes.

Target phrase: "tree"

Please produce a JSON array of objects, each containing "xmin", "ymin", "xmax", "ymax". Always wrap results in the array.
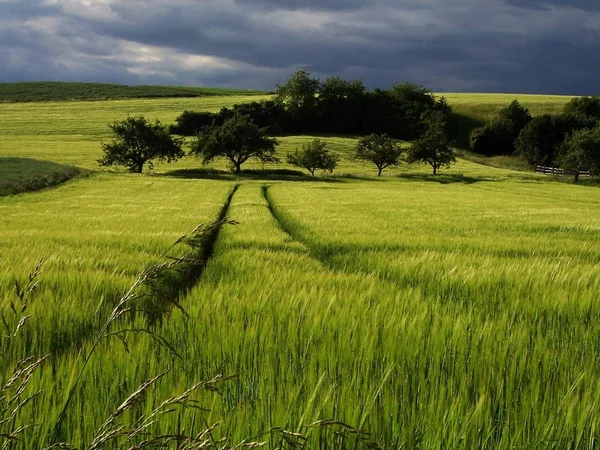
[
  {"xmin": 556, "ymin": 127, "xmax": 600, "ymax": 182},
  {"xmin": 229, "ymin": 100, "xmax": 287, "ymax": 134},
  {"xmin": 563, "ymin": 96, "xmax": 600, "ymax": 122},
  {"xmin": 275, "ymin": 70, "xmax": 321, "ymax": 114},
  {"xmin": 470, "ymin": 119, "xmax": 511, "ymax": 156},
  {"xmin": 287, "ymin": 139, "xmax": 339, "ymax": 175},
  {"xmin": 169, "ymin": 110, "xmax": 220, "ymax": 135},
  {"xmin": 515, "ymin": 114, "xmax": 593, "ymax": 166},
  {"xmin": 317, "ymin": 76, "xmax": 366, "ymax": 134},
  {"xmin": 355, "ymin": 134, "xmax": 403, "ymax": 176},
  {"xmin": 498, "ymin": 100, "xmax": 532, "ymax": 135},
  {"xmin": 190, "ymin": 114, "xmax": 279, "ymax": 174},
  {"xmin": 99, "ymin": 116, "xmax": 184, "ymax": 173},
  {"xmin": 470, "ymin": 100, "xmax": 532, "ymax": 156},
  {"xmin": 407, "ymin": 119, "xmax": 456, "ymax": 175}
]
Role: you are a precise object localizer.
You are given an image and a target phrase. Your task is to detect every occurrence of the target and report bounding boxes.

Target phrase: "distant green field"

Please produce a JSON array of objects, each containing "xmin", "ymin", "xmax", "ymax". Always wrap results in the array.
[
  {"xmin": 0, "ymin": 96, "xmax": 272, "ymax": 168},
  {"xmin": 3, "ymin": 93, "xmax": 600, "ymax": 449},
  {"xmin": 0, "ymin": 81, "xmax": 269, "ymax": 102},
  {"xmin": 441, "ymin": 93, "xmax": 572, "ymax": 122}
]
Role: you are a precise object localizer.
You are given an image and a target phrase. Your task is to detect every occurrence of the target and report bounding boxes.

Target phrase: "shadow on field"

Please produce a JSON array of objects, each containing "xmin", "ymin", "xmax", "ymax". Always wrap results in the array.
[
  {"xmin": 163, "ymin": 168, "xmax": 345, "ymax": 183},
  {"xmin": 396, "ymin": 173, "xmax": 495, "ymax": 184}
]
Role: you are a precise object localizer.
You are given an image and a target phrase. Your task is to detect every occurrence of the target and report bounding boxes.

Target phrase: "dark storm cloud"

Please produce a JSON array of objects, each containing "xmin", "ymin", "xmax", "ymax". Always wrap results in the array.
[
  {"xmin": 234, "ymin": 0, "xmax": 371, "ymax": 12},
  {"xmin": 0, "ymin": 0, "xmax": 598, "ymax": 94},
  {"xmin": 505, "ymin": 0, "xmax": 600, "ymax": 11}
]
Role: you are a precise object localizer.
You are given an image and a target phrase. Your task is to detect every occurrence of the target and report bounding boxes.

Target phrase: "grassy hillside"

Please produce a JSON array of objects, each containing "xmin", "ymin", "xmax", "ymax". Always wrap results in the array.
[
  {"xmin": 0, "ymin": 94, "xmax": 563, "ymax": 176},
  {"xmin": 442, "ymin": 93, "xmax": 572, "ymax": 122},
  {"xmin": 0, "ymin": 81, "xmax": 269, "ymax": 102},
  {"xmin": 0, "ymin": 157, "xmax": 82, "ymax": 196},
  {"xmin": 442, "ymin": 93, "xmax": 573, "ymax": 151},
  {"xmin": 0, "ymin": 96, "xmax": 272, "ymax": 168}
]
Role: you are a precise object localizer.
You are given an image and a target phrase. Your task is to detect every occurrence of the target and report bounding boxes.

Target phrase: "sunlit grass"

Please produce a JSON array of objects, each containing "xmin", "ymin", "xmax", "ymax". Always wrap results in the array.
[
  {"xmin": 2, "ymin": 93, "xmax": 600, "ymax": 449},
  {"xmin": 440, "ymin": 93, "xmax": 572, "ymax": 123},
  {"xmin": 0, "ymin": 96, "xmax": 271, "ymax": 168},
  {"xmin": 0, "ymin": 175, "xmax": 232, "ymax": 361}
]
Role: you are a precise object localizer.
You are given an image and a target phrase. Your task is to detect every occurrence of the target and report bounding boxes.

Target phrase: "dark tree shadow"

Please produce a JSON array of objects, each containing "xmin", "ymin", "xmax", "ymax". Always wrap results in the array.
[
  {"xmin": 396, "ymin": 173, "xmax": 495, "ymax": 184},
  {"xmin": 449, "ymin": 113, "xmax": 486, "ymax": 149},
  {"xmin": 162, "ymin": 168, "xmax": 346, "ymax": 183}
]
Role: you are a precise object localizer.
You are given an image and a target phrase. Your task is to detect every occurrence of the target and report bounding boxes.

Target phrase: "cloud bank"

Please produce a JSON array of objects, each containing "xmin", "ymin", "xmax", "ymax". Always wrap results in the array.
[{"xmin": 0, "ymin": 0, "xmax": 598, "ymax": 94}]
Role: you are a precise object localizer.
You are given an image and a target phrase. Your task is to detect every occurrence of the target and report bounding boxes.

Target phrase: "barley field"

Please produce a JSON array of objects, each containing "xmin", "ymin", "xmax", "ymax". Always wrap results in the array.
[{"xmin": 1, "ymin": 94, "xmax": 599, "ymax": 449}]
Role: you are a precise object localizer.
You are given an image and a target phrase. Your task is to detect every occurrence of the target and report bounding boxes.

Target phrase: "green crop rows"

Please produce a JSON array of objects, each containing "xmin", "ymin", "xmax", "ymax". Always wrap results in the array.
[{"xmin": 1, "ymin": 94, "xmax": 599, "ymax": 449}]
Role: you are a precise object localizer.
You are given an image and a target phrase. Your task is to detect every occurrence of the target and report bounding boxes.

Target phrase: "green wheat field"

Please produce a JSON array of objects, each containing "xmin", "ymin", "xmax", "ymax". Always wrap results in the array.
[{"xmin": 1, "ymin": 92, "xmax": 600, "ymax": 449}]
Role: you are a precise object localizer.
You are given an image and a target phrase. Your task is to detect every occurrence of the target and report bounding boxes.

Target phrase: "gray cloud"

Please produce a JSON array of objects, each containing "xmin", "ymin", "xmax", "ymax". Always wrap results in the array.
[{"xmin": 0, "ymin": 0, "xmax": 598, "ymax": 94}]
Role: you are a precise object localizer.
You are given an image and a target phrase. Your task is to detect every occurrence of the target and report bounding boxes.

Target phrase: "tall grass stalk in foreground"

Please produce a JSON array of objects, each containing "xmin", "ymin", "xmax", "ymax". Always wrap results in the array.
[
  {"xmin": 1, "ymin": 259, "xmax": 45, "ymax": 448},
  {"xmin": 49, "ymin": 218, "xmax": 236, "ymax": 445}
]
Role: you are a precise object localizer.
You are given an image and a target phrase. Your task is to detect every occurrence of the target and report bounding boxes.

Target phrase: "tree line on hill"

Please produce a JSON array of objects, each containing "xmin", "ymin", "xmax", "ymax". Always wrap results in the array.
[
  {"xmin": 469, "ymin": 96, "xmax": 600, "ymax": 180},
  {"xmin": 169, "ymin": 70, "xmax": 451, "ymax": 140},
  {"xmin": 97, "ymin": 70, "xmax": 600, "ymax": 181}
]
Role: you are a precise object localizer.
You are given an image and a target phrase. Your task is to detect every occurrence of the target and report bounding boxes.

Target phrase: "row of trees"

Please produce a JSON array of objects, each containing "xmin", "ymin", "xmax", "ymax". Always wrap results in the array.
[
  {"xmin": 170, "ymin": 70, "xmax": 451, "ymax": 140},
  {"xmin": 99, "ymin": 114, "xmax": 456, "ymax": 176},
  {"xmin": 469, "ymin": 97, "xmax": 600, "ymax": 180}
]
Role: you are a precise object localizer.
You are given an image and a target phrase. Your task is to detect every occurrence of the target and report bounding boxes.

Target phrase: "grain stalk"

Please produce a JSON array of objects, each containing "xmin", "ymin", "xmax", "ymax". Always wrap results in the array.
[
  {"xmin": 0, "ymin": 259, "xmax": 45, "ymax": 449},
  {"xmin": 50, "ymin": 218, "xmax": 236, "ymax": 445}
]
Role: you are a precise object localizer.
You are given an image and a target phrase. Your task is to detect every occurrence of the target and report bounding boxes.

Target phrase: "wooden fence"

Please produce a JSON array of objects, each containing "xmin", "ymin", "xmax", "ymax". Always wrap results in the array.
[{"xmin": 534, "ymin": 165, "xmax": 591, "ymax": 177}]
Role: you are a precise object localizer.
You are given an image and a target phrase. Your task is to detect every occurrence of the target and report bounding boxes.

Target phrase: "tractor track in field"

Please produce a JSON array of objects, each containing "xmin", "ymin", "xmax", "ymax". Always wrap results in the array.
[
  {"xmin": 138, "ymin": 183, "xmax": 240, "ymax": 325},
  {"xmin": 175, "ymin": 183, "xmax": 240, "ymax": 292},
  {"xmin": 26, "ymin": 184, "xmax": 240, "ymax": 362},
  {"xmin": 262, "ymin": 184, "xmax": 345, "ymax": 272}
]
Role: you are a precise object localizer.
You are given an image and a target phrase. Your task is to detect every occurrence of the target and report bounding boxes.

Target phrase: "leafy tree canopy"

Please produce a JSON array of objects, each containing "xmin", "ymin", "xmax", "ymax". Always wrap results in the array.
[
  {"xmin": 355, "ymin": 134, "xmax": 404, "ymax": 176},
  {"xmin": 563, "ymin": 96, "xmax": 600, "ymax": 122},
  {"xmin": 498, "ymin": 100, "xmax": 533, "ymax": 135},
  {"xmin": 407, "ymin": 117, "xmax": 456, "ymax": 175},
  {"xmin": 470, "ymin": 100, "xmax": 532, "ymax": 156},
  {"xmin": 556, "ymin": 126, "xmax": 600, "ymax": 181},
  {"xmin": 190, "ymin": 114, "xmax": 279, "ymax": 173},
  {"xmin": 98, "ymin": 116, "xmax": 184, "ymax": 173},
  {"xmin": 286, "ymin": 139, "xmax": 340, "ymax": 175},
  {"xmin": 319, "ymin": 76, "xmax": 366, "ymax": 102},
  {"xmin": 515, "ymin": 114, "xmax": 594, "ymax": 165},
  {"xmin": 275, "ymin": 70, "xmax": 321, "ymax": 113}
]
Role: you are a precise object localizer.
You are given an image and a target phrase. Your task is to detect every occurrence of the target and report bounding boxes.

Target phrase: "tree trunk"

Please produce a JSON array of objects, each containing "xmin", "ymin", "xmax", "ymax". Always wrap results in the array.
[
  {"xmin": 574, "ymin": 172, "xmax": 580, "ymax": 183},
  {"xmin": 377, "ymin": 167, "xmax": 383, "ymax": 177},
  {"xmin": 130, "ymin": 162, "xmax": 144, "ymax": 173},
  {"xmin": 433, "ymin": 165, "xmax": 437, "ymax": 175},
  {"xmin": 234, "ymin": 162, "xmax": 242, "ymax": 174}
]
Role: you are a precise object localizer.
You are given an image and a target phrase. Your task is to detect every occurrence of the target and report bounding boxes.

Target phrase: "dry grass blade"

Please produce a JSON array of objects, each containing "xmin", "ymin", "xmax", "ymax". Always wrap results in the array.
[
  {"xmin": 308, "ymin": 419, "xmax": 382, "ymax": 450},
  {"xmin": 89, "ymin": 373, "xmax": 245, "ymax": 450}
]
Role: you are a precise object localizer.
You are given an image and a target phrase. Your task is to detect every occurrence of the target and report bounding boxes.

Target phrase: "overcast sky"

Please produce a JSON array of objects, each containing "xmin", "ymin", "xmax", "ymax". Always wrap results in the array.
[{"xmin": 1, "ymin": 0, "xmax": 598, "ymax": 94}]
